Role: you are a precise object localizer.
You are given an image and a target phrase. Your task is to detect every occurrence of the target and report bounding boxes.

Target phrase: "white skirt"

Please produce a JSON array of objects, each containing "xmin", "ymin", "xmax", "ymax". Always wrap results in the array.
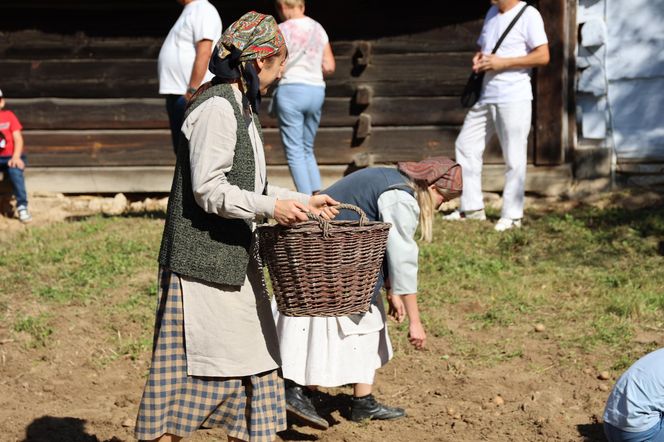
[{"xmin": 271, "ymin": 298, "xmax": 393, "ymax": 387}]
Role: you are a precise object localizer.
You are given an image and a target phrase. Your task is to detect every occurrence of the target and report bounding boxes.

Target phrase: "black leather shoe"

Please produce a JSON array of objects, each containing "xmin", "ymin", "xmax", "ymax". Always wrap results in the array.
[
  {"xmin": 285, "ymin": 384, "xmax": 329, "ymax": 430},
  {"xmin": 350, "ymin": 394, "xmax": 406, "ymax": 422}
]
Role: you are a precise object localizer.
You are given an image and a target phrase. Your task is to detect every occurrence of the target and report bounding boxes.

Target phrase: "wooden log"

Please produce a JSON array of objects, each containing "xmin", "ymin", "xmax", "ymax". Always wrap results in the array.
[
  {"xmin": 9, "ymin": 98, "xmax": 168, "ymax": 129},
  {"xmin": 20, "ymin": 164, "xmax": 572, "ymax": 196},
  {"xmin": 0, "ymin": 21, "xmax": 481, "ymax": 61},
  {"xmin": 0, "ymin": 59, "xmax": 158, "ymax": 98},
  {"xmin": 0, "ymin": 53, "xmax": 470, "ymax": 98},
  {"xmin": 0, "ymin": 31, "xmax": 162, "ymax": 59},
  {"xmin": 353, "ymin": 41, "xmax": 372, "ymax": 67},
  {"xmin": 356, "ymin": 113, "xmax": 372, "ymax": 139},
  {"xmin": 354, "ymin": 85, "xmax": 373, "ymax": 107},
  {"xmin": 11, "ymin": 96, "xmax": 467, "ymax": 130},
  {"xmin": 21, "ymin": 126, "xmax": 527, "ymax": 167},
  {"xmin": 370, "ymin": 21, "xmax": 484, "ymax": 54},
  {"xmin": 535, "ymin": 0, "xmax": 567, "ymax": 165}
]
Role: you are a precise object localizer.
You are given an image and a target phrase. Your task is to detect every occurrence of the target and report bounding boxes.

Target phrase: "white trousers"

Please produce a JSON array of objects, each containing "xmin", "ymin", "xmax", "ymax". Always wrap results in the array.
[{"xmin": 455, "ymin": 100, "xmax": 532, "ymax": 220}]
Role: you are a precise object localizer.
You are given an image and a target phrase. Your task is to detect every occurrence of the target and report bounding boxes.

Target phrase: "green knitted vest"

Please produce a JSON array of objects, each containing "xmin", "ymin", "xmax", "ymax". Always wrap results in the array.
[{"xmin": 158, "ymin": 83, "xmax": 262, "ymax": 286}]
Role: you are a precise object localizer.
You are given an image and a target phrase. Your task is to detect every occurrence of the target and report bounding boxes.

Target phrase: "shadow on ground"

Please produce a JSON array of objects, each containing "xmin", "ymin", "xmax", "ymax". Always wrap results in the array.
[
  {"xmin": 577, "ymin": 422, "xmax": 606, "ymax": 441},
  {"xmin": 22, "ymin": 416, "xmax": 122, "ymax": 442}
]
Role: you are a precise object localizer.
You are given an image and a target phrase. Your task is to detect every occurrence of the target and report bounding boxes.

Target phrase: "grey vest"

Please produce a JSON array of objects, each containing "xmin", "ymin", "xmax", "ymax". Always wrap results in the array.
[{"xmin": 158, "ymin": 83, "xmax": 261, "ymax": 286}]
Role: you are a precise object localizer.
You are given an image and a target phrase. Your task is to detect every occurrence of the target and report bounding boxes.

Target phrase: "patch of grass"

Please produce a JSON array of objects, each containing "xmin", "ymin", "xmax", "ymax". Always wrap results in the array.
[
  {"xmin": 13, "ymin": 313, "xmax": 53, "ymax": 347},
  {"xmin": 115, "ymin": 335, "xmax": 152, "ymax": 361},
  {"xmin": 1, "ymin": 215, "xmax": 160, "ymax": 303},
  {"xmin": 423, "ymin": 203, "xmax": 664, "ymax": 369},
  {"xmin": 1, "ymin": 201, "xmax": 662, "ymax": 375}
]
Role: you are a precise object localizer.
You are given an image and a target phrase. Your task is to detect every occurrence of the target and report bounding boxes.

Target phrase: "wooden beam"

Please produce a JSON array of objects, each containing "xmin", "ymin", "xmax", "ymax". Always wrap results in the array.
[
  {"xmin": 535, "ymin": 0, "xmax": 567, "ymax": 165},
  {"xmin": 22, "ymin": 126, "xmax": 526, "ymax": 167},
  {"xmin": 19, "ymin": 164, "xmax": 572, "ymax": 196},
  {"xmin": 354, "ymin": 85, "xmax": 373, "ymax": 107},
  {"xmin": 0, "ymin": 53, "xmax": 471, "ymax": 98},
  {"xmin": 355, "ymin": 113, "xmax": 372, "ymax": 139},
  {"xmin": 11, "ymin": 97, "xmax": 466, "ymax": 130},
  {"xmin": 0, "ymin": 21, "xmax": 483, "ymax": 60},
  {"xmin": 9, "ymin": 98, "xmax": 168, "ymax": 130}
]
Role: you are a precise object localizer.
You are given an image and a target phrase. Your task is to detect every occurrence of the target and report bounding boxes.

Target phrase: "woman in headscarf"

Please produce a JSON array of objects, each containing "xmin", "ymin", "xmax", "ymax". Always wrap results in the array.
[
  {"xmin": 272, "ymin": 157, "xmax": 461, "ymax": 429},
  {"xmin": 134, "ymin": 11, "xmax": 337, "ymax": 442}
]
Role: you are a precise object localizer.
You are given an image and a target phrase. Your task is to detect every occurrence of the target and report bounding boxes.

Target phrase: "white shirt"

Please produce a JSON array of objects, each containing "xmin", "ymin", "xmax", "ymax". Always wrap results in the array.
[
  {"xmin": 158, "ymin": 0, "xmax": 222, "ymax": 95},
  {"xmin": 477, "ymin": 2, "xmax": 548, "ymax": 104},
  {"xmin": 278, "ymin": 16, "xmax": 329, "ymax": 87}
]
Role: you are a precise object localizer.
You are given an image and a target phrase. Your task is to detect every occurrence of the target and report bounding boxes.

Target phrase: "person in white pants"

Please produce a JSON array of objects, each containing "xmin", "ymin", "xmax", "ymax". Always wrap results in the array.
[{"xmin": 445, "ymin": 0, "xmax": 549, "ymax": 231}]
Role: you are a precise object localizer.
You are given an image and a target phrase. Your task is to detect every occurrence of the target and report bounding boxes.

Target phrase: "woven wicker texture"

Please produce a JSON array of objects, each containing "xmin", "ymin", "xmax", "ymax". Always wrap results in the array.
[{"xmin": 258, "ymin": 204, "xmax": 391, "ymax": 317}]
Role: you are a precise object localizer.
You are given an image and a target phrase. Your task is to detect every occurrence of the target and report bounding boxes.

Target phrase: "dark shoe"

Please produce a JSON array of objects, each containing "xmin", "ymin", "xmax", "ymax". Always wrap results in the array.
[
  {"xmin": 285, "ymin": 384, "xmax": 329, "ymax": 430},
  {"xmin": 350, "ymin": 394, "xmax": 406, "ymax": 422}
]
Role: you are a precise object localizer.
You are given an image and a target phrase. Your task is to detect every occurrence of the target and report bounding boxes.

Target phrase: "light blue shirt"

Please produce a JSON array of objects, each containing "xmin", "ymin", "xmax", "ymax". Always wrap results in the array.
[
  {"xmin": 603, "ymin": 348, "xmax": 664, "ymax": 432},
  {"xmin": 377, "ymin": 189, "xmax": 419, "ymax": 295}
]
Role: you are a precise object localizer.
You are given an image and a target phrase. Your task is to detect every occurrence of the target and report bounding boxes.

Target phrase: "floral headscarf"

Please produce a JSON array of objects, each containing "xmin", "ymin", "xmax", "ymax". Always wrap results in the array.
[{"xmin": 208, "ymin": 11, "xmax": 286, "ymax": 113}]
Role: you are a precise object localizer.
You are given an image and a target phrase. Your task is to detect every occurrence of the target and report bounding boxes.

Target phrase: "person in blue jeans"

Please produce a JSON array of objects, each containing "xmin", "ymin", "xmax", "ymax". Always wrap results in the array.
[
  {"xmin": 603, "ymin": 348, "xmax": 664, "ymax": 442},
  {"xmin": 274, "ymin": 0, "xmax": 335, "ymax": 195},
  {"xmin": 0, "ymin": 88, "xmax": 31, "ymax": 223}
]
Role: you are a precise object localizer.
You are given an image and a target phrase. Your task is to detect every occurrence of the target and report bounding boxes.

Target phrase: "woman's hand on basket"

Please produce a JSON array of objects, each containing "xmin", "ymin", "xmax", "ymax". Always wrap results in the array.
[
  {"xmin": 274, "ymin": 199, "xmax": 310, "ymax": 226},
  {"xmin": 308, "ymin": 194, "xmax": 340, "ymax": 220}
]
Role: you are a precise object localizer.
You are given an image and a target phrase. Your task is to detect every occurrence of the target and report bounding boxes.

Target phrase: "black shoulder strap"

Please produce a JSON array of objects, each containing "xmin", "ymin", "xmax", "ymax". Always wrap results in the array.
[{"xmin": 491, "ymin": 4, "xmax": 529, "ymax": 54}]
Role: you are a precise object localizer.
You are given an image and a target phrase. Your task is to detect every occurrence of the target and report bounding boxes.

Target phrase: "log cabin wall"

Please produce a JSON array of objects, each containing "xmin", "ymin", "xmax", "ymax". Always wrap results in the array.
[{"xmin": 0, "ymin": 0, "xmax": 573, "ymax": 194}]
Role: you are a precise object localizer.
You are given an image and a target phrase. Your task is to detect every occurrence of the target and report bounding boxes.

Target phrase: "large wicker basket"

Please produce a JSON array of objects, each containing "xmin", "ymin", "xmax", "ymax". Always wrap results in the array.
[{"xmin": 258, "ymin": 204, "xmax": 391, "ymax": 317}]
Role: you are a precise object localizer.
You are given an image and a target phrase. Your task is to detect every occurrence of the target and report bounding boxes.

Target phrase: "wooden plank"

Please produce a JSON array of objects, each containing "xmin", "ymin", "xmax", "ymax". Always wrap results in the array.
[
  {"xmin": 370, "ymin": 21, "xmax": 484, "ymax": 54},
  {"xmin": 20, "ymin": 164, "xmax": 572, "ymax": 196},
  {"xmin": 9, "ymin": 98, "xmax": 168, "ymax": 130},
  {"xmin": 566, "ymin": 0, "xmax": 577, "ymax": 160},
  {"xmin": 268, "ymin": 97, "xmax": 467, "ymax": 128},
  {"xmin": 24, "ymin": 130, "xmax": 176, "ymax": 167},
  {"xmin": 0, "ymin": 59, "xmax": 158, "ymax": 98},
  {"xmin": 0, "ymin": 31, "xmax": 162, "ymax": 59},
  {"xmin": 0, "ymin": 21, "xmax": 481, "ymax": 61},
  {"xmin": 0, "ymin": 53, "xmax": 470, "ymax": 98},
  {"xmin": 22, "ymin": 126, "xmax": 527, "ymax": 167},
  {"xmin": 12, "ymin": 97, "xmax": 466, "ymax": 130},
  {"xmin": 615, "ymin": 162, "xmax": 664, "ymax": 175},
  {"xmin": 534, "ymin": 0, "xmax": 566, "ymax": 165}
]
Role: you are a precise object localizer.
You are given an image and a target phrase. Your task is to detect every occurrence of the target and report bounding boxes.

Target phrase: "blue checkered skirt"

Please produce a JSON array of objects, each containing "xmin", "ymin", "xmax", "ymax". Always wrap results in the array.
[{"xmin": 135, "ymin": 268, "xmax": 286, "ymax": 441}]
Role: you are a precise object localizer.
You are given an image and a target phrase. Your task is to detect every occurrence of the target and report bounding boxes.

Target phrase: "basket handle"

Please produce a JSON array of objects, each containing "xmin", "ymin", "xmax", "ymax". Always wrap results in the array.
[{"xmin": 305, "ymin": 203, "xmax": 369, "ymax": 238}]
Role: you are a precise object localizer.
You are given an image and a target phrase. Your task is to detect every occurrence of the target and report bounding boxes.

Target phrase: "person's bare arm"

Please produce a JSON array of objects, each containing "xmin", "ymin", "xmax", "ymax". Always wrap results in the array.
[
  {"xmin": 321, "ymin": 43, "xmax": 335, "ymax": 76},
  {"xmin": 186, "ymin": 39, "xmax": 214, "ymax": 100},
  {"xmin": 476, "ymin": 44, "xmax": 550, "ymax": 72},
  {"xmin": 8, "ymin": 131, "xmax": 25, "ymax": 170},
  {"xmin": 401, "ymin": 293, "xmax": 426, "ymax": 349}
]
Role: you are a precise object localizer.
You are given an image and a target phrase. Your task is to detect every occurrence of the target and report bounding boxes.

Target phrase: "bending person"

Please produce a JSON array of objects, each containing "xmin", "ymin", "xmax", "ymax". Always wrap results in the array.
[
  {"xmin": 272, "ymin": 157, "xmax": 460, "ymax": 428},
  {"xmin": 603, "ymin": 348, "xmax": 664, "ymax": 442}
]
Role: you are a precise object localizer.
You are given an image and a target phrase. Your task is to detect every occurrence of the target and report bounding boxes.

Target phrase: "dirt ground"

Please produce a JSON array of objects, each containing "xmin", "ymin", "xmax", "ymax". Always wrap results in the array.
[{"xmin": 1, "ymin": 188, "xmax": 662, "ymax": 442}]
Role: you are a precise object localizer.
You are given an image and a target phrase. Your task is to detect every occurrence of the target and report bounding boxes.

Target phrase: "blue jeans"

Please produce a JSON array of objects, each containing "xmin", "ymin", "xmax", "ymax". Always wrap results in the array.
[
  {"xmin": 275, "ymin": 83, "xmax": 325, "ymax": 195},
  {"xmin": 0, "ymin": 155, "xmax": 28, "ymax": 207},
  {"xmin": 605, "ymin": 419, "xmax": 664, "ymax": 442},
  {"xmin": 165, "ymin": 94, "xmax": 187, "ymax": 154}
]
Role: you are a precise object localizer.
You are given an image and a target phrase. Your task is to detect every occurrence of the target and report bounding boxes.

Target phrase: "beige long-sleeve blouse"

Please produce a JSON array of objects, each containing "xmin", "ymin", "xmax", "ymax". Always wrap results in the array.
[{"xmin": 178, "ymin": 84, "xmax": 309, "ymax": 377}]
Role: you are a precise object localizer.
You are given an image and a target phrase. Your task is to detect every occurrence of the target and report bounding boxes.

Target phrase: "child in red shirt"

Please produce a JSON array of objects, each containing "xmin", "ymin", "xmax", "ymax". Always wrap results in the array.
[{"xmin": 0, "ymin": 88, "xmax": 31, "ymax": 222}]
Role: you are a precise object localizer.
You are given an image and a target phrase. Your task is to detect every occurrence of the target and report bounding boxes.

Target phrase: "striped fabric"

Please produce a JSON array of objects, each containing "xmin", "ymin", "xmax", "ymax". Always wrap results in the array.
[
  {"xmin": 397, "ymin": 156, "xmax": 463, "ymax": 201},
  {"xmin": 135, "ymin": 269, "xmax": 286, "ymax": 441}
]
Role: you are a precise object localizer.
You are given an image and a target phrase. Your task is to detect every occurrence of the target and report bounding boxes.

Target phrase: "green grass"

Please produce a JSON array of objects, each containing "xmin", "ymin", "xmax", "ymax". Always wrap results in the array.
[
  {"xmin": 13, "ymin": 313, "xmax": 53, "ymax": 348},
  {"xmin": 0, "ymin": 203, "xmax": 662, "ymax": 371},
  {"xmin": 414, "ymin": 204, "xmax": 664, "ymax": 367},
  {"xmin": 1, "ymin": 215, "xmax": 161, "ymax": 352}
]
